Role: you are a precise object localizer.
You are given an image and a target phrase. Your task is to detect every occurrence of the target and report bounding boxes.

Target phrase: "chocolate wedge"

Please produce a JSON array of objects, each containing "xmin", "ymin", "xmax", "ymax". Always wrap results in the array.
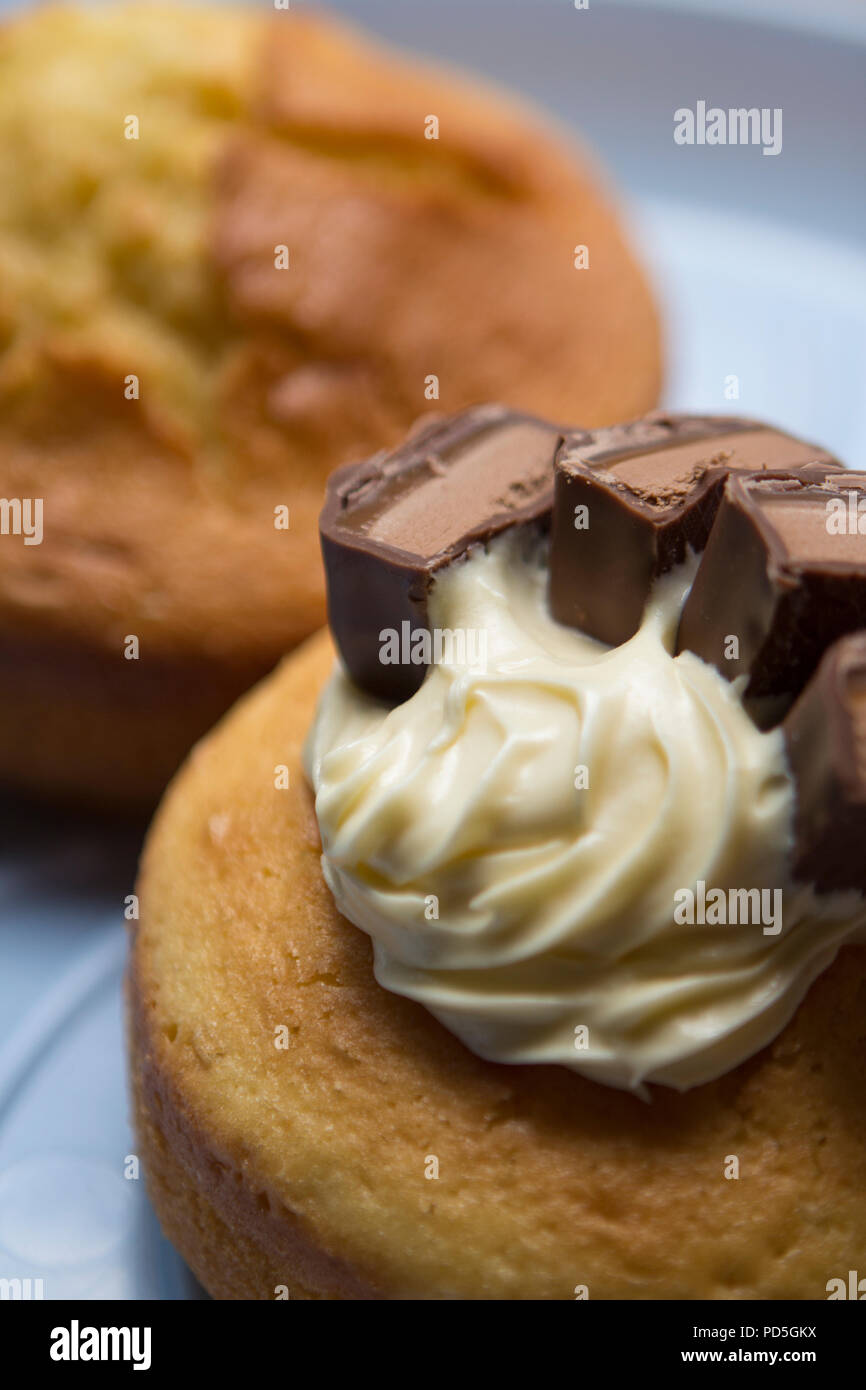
[
  {"xmin": 676, "ymin": 472, "xmax": 866, "ymax": 722},
  {"xmin": 550, "ymin": 413, "xmax": 836, "ymax": 646},
  {"xmin": 783, "ymin": 632, "xmax": 866, "ymax": 893},
  {"xmin": 320, "ymin": 405, "xmax": 561, "ymax": 700}
]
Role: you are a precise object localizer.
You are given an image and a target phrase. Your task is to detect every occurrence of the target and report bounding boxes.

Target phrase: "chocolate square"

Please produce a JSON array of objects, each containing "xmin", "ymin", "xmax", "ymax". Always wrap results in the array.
[
  {"xmin": 783, "ymin": 632, "xmax": 866, "ymax": 892},
  {"xmin": 320, "ymin": 405, "xmax": 561, "ymax": 700},
  {"xmin": 550, "ymin": 413, "xmax": 836, "ymax": 646},
  {"xmin": 676, "ymin": 472, "xmax": 866, "ymax": 722}
]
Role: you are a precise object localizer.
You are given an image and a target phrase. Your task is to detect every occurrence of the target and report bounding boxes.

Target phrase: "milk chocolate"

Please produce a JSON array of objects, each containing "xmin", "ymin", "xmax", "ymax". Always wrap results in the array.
[
  {"xmin": 676, "ymin": 472, "xmax": 866, "ymax": 723},
  {"xmin": 320, "ymin": 405, "xmax": 561, "ymax": 700},
  {"xmin": 550, "ymin": 413, "xmax": 836, "ymax": 646},
  {"xmin": 783, "ymin": 632, "xmax": 866, "ymax": 893}
]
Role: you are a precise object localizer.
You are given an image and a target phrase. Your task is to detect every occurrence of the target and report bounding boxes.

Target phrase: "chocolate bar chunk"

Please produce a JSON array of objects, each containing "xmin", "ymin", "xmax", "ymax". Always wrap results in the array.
[
  {"xmin": 550, "ymin": 413, "xmax": 836, "ymax": 646},
  {"xmin": 320, "ymin": 405, "xmax": 561, "ymax": 700},
  {"xmin": 676, "ymin": 472, "xmax": 866, "ymax": 723},
  {"xmin": 783, "ymin": 632, "xmax": 866, "ymax": 893}
]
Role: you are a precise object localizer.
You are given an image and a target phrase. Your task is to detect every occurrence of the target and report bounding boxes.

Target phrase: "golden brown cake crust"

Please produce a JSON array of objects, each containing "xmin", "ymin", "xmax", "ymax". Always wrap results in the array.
[
  {"xmin": 0, "ymin": 3, "xmax": 660, "ymax": 807},
  {"xmin": 129, "ymin": 630, "xmax": 866, "ymax": 1300}
]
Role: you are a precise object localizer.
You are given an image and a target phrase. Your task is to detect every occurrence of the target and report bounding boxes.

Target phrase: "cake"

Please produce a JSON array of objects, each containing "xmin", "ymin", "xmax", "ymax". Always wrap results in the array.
[
  {"xmin": 128, "ymin": 408, "xmax": 866, "ymax": 1299},
  {"xmin": 0, "ymin": 2, "xmax": 660, "ymax": 807}
]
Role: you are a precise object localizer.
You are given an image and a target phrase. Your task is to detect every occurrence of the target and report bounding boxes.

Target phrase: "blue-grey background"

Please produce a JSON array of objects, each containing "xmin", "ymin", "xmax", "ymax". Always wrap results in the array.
[{"xmin": 1, "ymin": 0, "xmax": 865, "ymax": 1298}]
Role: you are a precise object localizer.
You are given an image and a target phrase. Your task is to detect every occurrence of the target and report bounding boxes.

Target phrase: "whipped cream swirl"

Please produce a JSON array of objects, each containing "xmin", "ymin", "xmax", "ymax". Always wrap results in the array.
[{"xmin": 304, "ymin": 532, "xmax": 866, "ymax": 1092}]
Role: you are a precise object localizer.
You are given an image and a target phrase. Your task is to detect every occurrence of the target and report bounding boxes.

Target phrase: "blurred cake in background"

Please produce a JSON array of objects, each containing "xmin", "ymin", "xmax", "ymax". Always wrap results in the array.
[{"xmin": 0, "ymin": 1, "xmax": 660, "ymax": 807}]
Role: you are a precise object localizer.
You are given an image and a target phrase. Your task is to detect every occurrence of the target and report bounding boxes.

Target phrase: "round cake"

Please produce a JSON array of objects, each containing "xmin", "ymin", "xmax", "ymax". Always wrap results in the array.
[
  {"xmin": 130, "ymin": 407, "xmax": 866, "ymax": 1299},
  {"xmin": 129, "ymin": 634, "xmax": 866, "ymax": 1300},
  {"xmin": 0, "ymin": 1, "xmax": 660, "ymax": 807}
]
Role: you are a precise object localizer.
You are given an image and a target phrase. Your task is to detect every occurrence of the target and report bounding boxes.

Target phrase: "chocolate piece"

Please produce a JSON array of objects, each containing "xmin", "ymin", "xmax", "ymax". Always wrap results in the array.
[
  {"xmin": 783, "ymin": 632, "xmax": 866, "ymax": 893},
  {"xmin": 320, "ymin": 405, "xmax": 561, "ymax": 700},
  {"xmin": 676, "ymin": 472, "xmax": 866, "ymax": 723},
  {"xmin": 550, "ymin": 413, "xmax": 837, "ymax": 646}
]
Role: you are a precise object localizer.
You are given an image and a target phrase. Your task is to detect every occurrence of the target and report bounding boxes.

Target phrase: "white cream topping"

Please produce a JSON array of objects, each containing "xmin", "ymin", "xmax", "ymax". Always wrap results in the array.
[{"xmin": 304, "ymin": 532, "xmax": 866, "ymax": 1093}]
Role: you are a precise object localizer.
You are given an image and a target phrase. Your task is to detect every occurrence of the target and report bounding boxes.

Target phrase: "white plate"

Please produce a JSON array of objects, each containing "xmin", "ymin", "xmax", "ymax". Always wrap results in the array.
[{"xmin": 1, "ymin": 0, "xmax": 865, "ymax": 1299}]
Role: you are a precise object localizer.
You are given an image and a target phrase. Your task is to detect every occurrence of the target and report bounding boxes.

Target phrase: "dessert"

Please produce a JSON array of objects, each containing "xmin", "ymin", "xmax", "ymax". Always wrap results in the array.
[
  {"xmin": 320, "ymin": 406, "xmax": 561, "ymax": 699},
  {"xmin": 130, "ymin": 408, "xmax": 866, "ymax": 1299},
  {"xmin": 783, "ymin": 632, "xmax": 866, "ymax": 893},
  {"xmin": 677, "ymin": 472, "xmax": 866, "ymax": 719},
  {"xmin": 550, "ymin": 414, "xmax": 837, "ymax": 647},
  {"xmin": 0, "ymin": 1, "xmax": 660, "ymax": 808}
]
